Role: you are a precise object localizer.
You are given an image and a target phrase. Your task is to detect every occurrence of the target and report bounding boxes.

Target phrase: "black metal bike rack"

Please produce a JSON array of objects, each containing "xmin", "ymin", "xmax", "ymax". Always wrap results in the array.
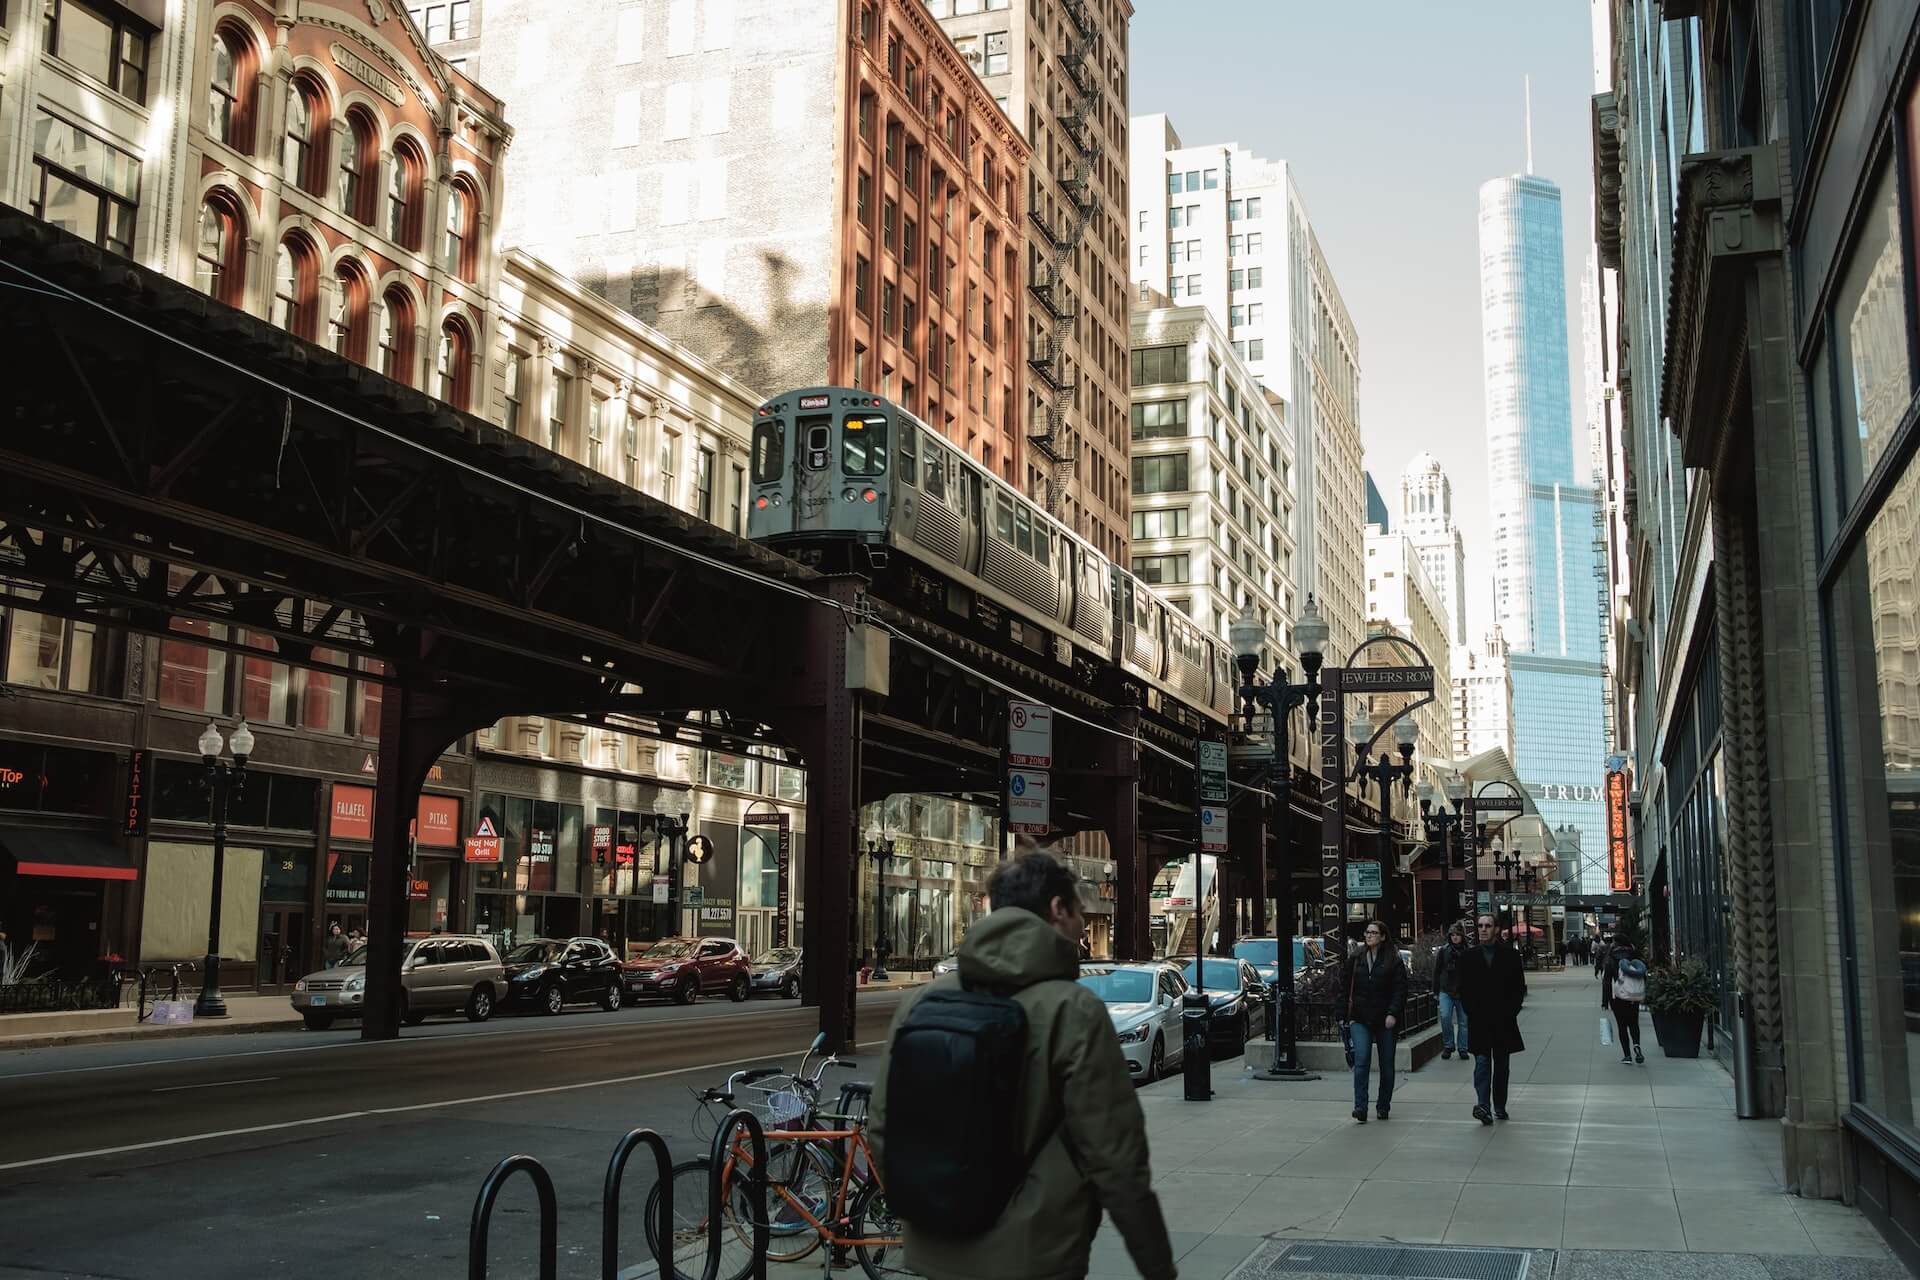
[
  {"xmin": 601, "ymin": 1127, "xmax": 673, "ymax": 1280},
  {"xmin": 468, "ymin": 1153, "xmax": 558, "ymax": 1280},
  {"xmin": 703, "ymin": 1109, "xmax": 768, "ymax": 1280}
]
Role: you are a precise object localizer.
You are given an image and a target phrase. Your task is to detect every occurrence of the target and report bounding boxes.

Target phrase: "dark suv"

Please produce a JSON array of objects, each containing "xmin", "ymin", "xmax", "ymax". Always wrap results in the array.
[
  {"xmin": 501, "ymin": 937, "xmax": 623, "ymax": 1014},
  {"xmin": 621, "ymin": 936, "xmax": 750, "ymax": 1004}
]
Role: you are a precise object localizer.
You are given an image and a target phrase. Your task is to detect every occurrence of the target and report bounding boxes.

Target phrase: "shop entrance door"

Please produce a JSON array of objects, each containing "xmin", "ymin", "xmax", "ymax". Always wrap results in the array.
[
  {"xmin": 258, "ymin": 906, "xmax": 308, "ymax": 988},
  {"xmin": 737, "ymin": 910, "xmax": 770, "ymax": 960}
]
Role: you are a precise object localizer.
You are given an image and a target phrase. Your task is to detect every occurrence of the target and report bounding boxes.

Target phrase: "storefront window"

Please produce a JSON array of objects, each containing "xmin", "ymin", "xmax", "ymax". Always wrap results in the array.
[
  {"xmin": 239, "ymin": 632, "xmax": 290, "ymax": 724},
  {"xmin": 301, "ymin": 650, "xmax": 348, "ymax": 733},
  {"xmin": 0, "ymin": 741, "xmax": 115, "ymax": 814},
  {"xmin": 741, "ymin": 825, "xmax": 780, "ymax": 909},
  {"xmin": 1832, "ymin": 446, "xmax": 1920, "ymax": 1136},
  {"xmin": 325, "ymin": 849, "xmax": 369, "ymax": 904},
  {"xmin": 157, "ymin": 623, "xmax": 228, "ymax": 713},
  {"xmin": 261, "ymin": 846, "xmax": 313, "ymax": 900},
  {"xmin": 1830, "ymin": 165, "xmax": 1913, "ymax": 521},
  {"xmin": 706, "ymin": 752, "xmax": 756, "ymax": 791}
]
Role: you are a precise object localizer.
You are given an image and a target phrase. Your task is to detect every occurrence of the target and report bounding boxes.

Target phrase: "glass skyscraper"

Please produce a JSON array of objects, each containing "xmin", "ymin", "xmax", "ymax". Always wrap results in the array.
[{"xmin": 1478, "ymin": 174, "xmax": 1609, "ymax": 891}]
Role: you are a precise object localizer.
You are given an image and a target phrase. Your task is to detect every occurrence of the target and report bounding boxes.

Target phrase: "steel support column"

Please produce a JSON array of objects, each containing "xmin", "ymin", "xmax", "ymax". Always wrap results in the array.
[
  {"xmin": 1104, "ymin": 705, "xmax": 1143, "ymax": 960},
  {"xmin": 793, "ymin": 578, "xmax": 862, "ymax": 1053}
]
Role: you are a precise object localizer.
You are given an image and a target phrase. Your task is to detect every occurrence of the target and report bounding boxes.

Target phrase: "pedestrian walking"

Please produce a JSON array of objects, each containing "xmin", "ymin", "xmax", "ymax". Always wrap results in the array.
[
  {"xmin": 1344, "ymin": 920, "xmax": 1408, "ymax": 1122},
  {"xmin": 1593, "ymin": 937, "xmax": 1609, "ymax": 978},
  {"xmin": 1458, "ymin": 913, "xmax": 1527, "ymax": 1125},
  {"xmin": 1601, "ymin": 940, "xmax": 1648, "ymax": 1063},
  {"xmin": 870, "ymin": 850, "xmax": 1175, "ymax": 1280},
  {"xmin": 323, "ymin": 923, "xmax": 349, "ymax": 968},
  {"xmin": 1433, "ymin": 925, "xmax": 1469, "ymax": 1060}
]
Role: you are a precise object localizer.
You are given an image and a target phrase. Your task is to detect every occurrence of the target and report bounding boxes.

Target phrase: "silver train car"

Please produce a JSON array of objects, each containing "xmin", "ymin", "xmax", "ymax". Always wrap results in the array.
[{"xmin": 745, "ymin": 386, "xmax": 1233, "ymax": 724}]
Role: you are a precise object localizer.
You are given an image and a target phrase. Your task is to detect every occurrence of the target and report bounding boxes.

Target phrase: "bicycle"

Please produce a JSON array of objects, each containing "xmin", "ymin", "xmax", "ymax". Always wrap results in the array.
[
  {"xmin": 117, "ymin": 962, "xmax": 194, "ymax": 1022},
  {"xmin": 649, "ymin": 1036, "xmax": 912, "ymax": 1280}
]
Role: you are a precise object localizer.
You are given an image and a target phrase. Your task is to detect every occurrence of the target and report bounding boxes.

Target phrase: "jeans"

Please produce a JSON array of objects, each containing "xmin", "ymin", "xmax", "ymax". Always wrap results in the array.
[
  {"xmin": 1437, "ymin": 993, "xmax": 1467, "ymax": 1051},
  {"xmin": 1473, "ymin": 1052, "xmax": 1511, "ymax": 1113},
  {"xmin": 1351, "ymin": 1022, "xmax": 1397, "ymax": 1112}
]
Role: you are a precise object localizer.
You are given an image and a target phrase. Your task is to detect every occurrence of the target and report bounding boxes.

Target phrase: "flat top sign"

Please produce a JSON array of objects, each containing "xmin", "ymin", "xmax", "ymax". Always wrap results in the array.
[
  {"xmin": 1008, "ymin": 700, "xmax": 1054, "ymax": 768},
  {"xmin": 1338, "ymin": 666, "xmax": 1436, "ymax": 693}
]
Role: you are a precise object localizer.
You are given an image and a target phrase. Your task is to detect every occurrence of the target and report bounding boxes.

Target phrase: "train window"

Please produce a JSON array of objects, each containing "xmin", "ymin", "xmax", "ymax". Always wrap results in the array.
[
  {"xmin": 842, "ymin": 414, "xmax": 888, "ymax": 476},
  {"xmin": 751, "ymin": 418, "xmax": 785, "ymax": 484},
  {"xmin": 993, "ymin": 493, "xmax": 1015, "ymax": 543},
  {"xmin": 923, "ymin": 442, "xmax": 945, "ymax": 499},
  {"xmin": 1015, "ymin": 507, "xmax": 1033, "ymax": 555},
  {"xmin": 1035, "ymin": 527, "xmax": 1050, "ymax": 569},
  {"xmin": 899, "ymin": 424, "xmax": 918, "ymax": 485},
  {"xmin": 802, "ymin": 415, "xmax": 832, "ymax": 470}
]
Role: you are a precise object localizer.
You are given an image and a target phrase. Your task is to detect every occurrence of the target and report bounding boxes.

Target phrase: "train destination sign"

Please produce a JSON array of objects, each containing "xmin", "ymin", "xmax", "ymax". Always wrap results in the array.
[
  {"xmin": 1336, "ymin": 666, "xmax": 1435, "ymax": 692},
  {"xmin": 798, "ymin": 394, "xmax": 830, "ymax": 408}
]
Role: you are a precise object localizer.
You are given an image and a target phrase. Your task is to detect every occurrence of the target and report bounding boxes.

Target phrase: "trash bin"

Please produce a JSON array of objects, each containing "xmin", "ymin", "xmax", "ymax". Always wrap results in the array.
[
  {"xmin": 1733, "ymin": 989, "xmax": 1761, "ymax": 1118},
  {"xmin": 1182, "ymin": 991, "xmax": 1213, "ymax": 1101}
]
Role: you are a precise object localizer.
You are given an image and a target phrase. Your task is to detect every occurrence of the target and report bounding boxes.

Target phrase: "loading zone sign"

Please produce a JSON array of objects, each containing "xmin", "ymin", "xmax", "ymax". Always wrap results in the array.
[
  {"xmin": 1200, "ymin": 805, "xmax": 1228, "ymax": 853},
  {"xmin": 1007, "ymin": 768, "xmax": 1050, "ymax": 834}
]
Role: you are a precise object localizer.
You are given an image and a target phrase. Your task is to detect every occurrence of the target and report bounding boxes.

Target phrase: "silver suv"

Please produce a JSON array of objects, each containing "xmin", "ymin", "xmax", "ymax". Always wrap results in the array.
[{"xmin": 291, "ymin": 935, "xmax": 506, "ymax": 1030}]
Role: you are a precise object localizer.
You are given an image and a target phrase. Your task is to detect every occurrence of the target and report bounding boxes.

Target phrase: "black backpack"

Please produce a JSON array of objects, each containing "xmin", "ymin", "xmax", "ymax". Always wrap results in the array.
[{"xmin": 882, "ymin": 981, "xmax": 1051, "ymax": 1235}]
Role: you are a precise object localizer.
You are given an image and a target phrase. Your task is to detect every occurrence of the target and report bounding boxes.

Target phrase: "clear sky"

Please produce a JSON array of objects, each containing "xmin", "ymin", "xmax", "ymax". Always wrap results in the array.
[{"xmin": 1129, "ymin": 0, "xmax": 1598, "ymax": 646}]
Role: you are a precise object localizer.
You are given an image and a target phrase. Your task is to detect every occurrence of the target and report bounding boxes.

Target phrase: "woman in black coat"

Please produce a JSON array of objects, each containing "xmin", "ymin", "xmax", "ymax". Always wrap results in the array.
[
  {"xmin": 1344, "ymin": 921, "xmax": 1408, "ymax": 1123},
  {"xmin": 1457, "ymin": 914, "xmax": 1527, "ymax": 1124}
]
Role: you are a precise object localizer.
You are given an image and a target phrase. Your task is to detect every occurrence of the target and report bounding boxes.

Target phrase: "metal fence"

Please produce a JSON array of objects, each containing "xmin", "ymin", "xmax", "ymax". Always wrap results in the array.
[
  {"xmin": 0, "ymin": 977, "xmax": 122, "ymax": 1015},
  {"xmin": 1294, "ymin": 987, "xmax": 1439, "ymax": 1041}
]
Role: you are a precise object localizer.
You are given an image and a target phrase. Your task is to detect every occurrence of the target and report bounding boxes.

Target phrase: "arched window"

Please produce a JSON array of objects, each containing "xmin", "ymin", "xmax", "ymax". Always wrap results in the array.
[
  {"xmin": 208, "ymin": 23, "xmax": 259, "ymax": 153},
  {"xmin": 338, "ymin": 108, "xmax": 378, "ymax": 223},
  {"xmin": 386, "ymin": 139, "xmax": 425, "ymax": 250},
  {"xmin": 194, "ymin": 195, "xmax": 245, "ymax": 306},
  {"xmin": 269, "ymin": 237, "xmax": 319, "ymax": 340},
  {"xmin": 330, "ymin": 262, "xmax": 371, "ymax": 361},
  {"xmin": 376, "ymin": 287, "xmax": 415, "ymax": 383},
  {"xmin": 436, "ymin": 318, "xmax": 472, "ymax": 409},
  {"xmin": 443, "ymin": 177, "xmax": 479, "ymax": 281},
  {"xmin": 282, "ymin": 77, "xmax": 327, "ymax": 194}
]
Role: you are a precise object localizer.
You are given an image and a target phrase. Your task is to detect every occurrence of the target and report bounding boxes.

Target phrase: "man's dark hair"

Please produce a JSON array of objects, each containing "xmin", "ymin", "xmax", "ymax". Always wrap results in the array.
[{"xmin": 987, "ymin": 851, "xmax": 1079, "ymax": 918}]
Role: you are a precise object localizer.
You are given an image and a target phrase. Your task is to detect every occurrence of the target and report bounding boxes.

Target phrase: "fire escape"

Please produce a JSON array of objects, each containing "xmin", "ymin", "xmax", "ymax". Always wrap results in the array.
[{"xmin": 1025, "ymin": 0, "xmax": 1103, "ymax": 516}]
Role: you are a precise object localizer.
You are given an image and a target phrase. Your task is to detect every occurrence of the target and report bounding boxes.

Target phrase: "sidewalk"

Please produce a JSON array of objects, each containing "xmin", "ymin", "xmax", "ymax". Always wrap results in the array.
[
  {"xmin": 1100, "ymin": 967, "xmax": 1903, "ymax": 1280},
  {"xmin": 0, "ymin": 993, "xmax": 302, "ymax": 1050}
]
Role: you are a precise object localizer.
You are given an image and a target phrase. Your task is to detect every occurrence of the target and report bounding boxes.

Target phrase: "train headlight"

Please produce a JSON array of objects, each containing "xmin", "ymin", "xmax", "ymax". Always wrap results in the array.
[
  {"xmin": 843, "ymin": 487, "xmax": 859, "ymax": 503},
  {"xmin": 771, "ymin": 493, "xmax": 783, "ymax": 507},
  {"xmin": 862, "ymin": 489, "xmax": 877, "ymax": 503},
  {"xmin": 755, "ymin": 496, "xmax": 769, "ymax": 510}
]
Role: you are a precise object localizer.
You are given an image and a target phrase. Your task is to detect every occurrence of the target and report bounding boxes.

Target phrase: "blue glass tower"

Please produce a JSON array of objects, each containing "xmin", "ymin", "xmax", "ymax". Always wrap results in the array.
[{"xmin": 1478, "ymin": 174, "xmax": 1609, "ymax": 891}]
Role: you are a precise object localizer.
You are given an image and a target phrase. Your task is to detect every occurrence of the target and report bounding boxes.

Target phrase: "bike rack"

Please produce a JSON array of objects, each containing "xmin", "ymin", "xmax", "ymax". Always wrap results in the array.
[
  {"xmin": 468, "ymin": 1154, "xmax": 558, "ymax": 1280},
  {"xmin": 601, "ymin": 1127, "xmax": 673, "ymax": 1280},
  {"xmin": 704, "ymin": 1109, "xmax": 768, "ymax": 1280}
]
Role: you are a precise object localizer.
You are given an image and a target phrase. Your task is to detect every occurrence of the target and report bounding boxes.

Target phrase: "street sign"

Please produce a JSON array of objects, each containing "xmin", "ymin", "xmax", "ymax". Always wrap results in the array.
[
  {"xmin": 1200, "ymin": 805, "xmax": 1228, "ymax": 853},
  {"xmin": 1472, "ymin": 795, "xmax": 1525, "ymax": 813},
  {"xmin": 1337, "ymin": 666, "xmax": 1435, "ymax": 693},
  {"xmin": 684, "ymin": 886, "xmax": 705, "ymax": 907},
  {"xmin": 1007, "ymin": 768, "xmax": 1051, "ymax": 833},
  {"xmin": 686, "ymin": 835, "xmax": 714, "ymax": 864},
  {"xmin": 1198, "ymin": 739, "xmax": 1228, "ymax": 804},
  {"xmin": 1007, "ymin": 700, "xmax": 1054, "ymax": 768},
  {"xmin": 1497, "ymin": 892, "xmax": 1559, "ymax": 906},
  {"xmin": 1347, "ymin": 861, "xmax": 1383, "ymax": 900},
  {"xmin": 652, "ymin": 881, "xmax": 670, "ymax": 904},
  {"xmin": 464, "ymin": 815, "xmax": 502, "ymax": 864}
]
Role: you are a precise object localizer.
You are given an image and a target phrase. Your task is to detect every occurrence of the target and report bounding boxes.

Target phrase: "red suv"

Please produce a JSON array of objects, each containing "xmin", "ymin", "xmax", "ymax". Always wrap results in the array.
[{"xmin": 621, "ymin": 936, "xmax": 750, "ymax": 1005}]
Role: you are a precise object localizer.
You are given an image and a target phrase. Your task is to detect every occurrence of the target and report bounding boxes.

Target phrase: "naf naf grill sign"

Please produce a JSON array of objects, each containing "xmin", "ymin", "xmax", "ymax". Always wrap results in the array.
[{"xmin": 1607, "ymin": 769, "xmax": 1632, "ymax": 892}]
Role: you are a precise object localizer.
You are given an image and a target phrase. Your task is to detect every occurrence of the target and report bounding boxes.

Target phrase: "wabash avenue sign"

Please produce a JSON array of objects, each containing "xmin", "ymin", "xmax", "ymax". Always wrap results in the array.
[{"xmin": 1606, "ymin": 769, "xmax": 1632, "ymax": 891}]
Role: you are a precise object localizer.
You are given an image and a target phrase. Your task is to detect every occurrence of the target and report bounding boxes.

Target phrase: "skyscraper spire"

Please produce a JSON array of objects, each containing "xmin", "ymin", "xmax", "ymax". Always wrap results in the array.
[{"xmin": 1525, "ymin": 74, "xmax": 1534, "ymax": 175}]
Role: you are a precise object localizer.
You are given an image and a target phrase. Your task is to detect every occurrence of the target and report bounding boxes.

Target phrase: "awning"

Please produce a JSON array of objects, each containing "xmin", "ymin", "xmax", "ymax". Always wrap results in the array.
[{"xmin": 0, "ymin": 826, "xmax": 139, "ymax": 881}]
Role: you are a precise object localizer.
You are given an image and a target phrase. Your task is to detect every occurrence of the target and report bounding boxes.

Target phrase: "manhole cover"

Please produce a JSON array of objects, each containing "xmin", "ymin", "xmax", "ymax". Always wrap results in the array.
[{"xmin": 1255, "ymin": 1241, "xmax": 1532, "ymax": 1280}]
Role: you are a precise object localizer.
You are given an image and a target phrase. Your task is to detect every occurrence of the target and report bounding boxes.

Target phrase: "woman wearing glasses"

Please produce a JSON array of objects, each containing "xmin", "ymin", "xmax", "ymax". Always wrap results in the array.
[{"xmin": 1345, "ymin": 920, "xmax": 1408, "ymax": 1122}]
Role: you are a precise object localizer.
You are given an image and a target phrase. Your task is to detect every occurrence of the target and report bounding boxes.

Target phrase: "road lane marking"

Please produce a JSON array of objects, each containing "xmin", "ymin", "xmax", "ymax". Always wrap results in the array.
[
  {"xmin": 0, "ymin": 1040, "xmax": 885, "ymax": 1171},
  {"xmin": 538, "ymin": 1041, "xmax": 614, "ymax": 1053},
  {"xmin": 151, "ymin": 1076, "xmax": 279, "ymax": 1093}
]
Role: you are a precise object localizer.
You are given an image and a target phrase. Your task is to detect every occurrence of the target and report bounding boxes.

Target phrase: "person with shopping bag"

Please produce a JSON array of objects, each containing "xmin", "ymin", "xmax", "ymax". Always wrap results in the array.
[{"xmin": 1602, "ymin": 939, "xmax": 1648, "ymax": 1064}]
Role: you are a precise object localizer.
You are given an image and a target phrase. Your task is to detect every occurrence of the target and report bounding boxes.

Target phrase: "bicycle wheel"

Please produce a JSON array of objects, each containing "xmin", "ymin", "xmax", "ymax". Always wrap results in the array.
[
  {"xmin": 726, "ymin": 1139, "xmax": 834, "ymax": 1265},
  {"xmin": 642, "ymin": 1158, "xmax": 755, "ymax": 1280},
  {"xmin": 850, "ymin": 1181, "xmax": 924, "ymax": 1280}
]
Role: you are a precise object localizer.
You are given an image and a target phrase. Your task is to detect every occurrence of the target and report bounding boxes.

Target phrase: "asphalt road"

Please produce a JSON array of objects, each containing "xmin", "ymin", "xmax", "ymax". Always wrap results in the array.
[{"xmin": 0, "ymin": 988, "xmax": 914, "ymax": 1280}]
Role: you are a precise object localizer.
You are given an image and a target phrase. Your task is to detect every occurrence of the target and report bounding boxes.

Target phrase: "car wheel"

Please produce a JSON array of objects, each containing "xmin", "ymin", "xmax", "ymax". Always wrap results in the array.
[
  {"xmin": 782, "ymin": 976, "xmax": 798, "ymax": 1000},
  {"xmin": 542, "ymin": 983, "xmax": 566, "ymax": 1016},
  {"xmin": 302, "ymin": 1012, "xmax": 334, "ymax": 1031},
  {"xmin": 1237, "ymin": 1013, "xmax": 1252, "ymax": 1053},
  {"xmin": 1148, "ymin": 1035, "xmax": 1165, "ymax": 1082},
  {"xmin": 601, "ymin": 982, "xmax": 622, "ymax": 1013},
  {"xmin": 729, "ymin": 976, "xmax": 748, "ymax": 1003},
  {"xmin": 676, "ymin": 977, "xmax": 700, "ymax": 1006},
  {"xmin": 466, "ymin": 985, "xmax": 494, "ymax": 1023}
]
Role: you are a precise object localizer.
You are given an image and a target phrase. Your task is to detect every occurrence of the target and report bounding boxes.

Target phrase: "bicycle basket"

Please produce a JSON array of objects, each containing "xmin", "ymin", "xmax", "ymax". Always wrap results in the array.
[{"xmin": 743, "ymin": 1083, "xmax": 810, "ymax": 1129}]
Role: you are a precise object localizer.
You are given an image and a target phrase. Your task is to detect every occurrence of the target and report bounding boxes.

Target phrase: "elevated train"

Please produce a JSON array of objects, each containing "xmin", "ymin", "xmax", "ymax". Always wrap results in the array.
[{"xmin": 745, "ymin": 386, "xmax": 1235, "ymax": 727}]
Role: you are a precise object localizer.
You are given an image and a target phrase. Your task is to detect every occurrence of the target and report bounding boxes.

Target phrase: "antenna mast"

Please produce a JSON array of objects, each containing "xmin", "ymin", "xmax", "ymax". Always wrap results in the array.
[{"xmin": 1524, "ymin": 74, "xmax": 1534, "ymax": 175}]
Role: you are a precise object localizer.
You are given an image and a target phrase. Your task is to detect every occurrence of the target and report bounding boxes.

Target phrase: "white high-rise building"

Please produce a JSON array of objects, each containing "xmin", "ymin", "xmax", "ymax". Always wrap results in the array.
[
  {"xmin": 1452, "ymin": 630, "xmax": 1518, "ymax": 762},
  {"xmin": 1129, "ymin": 114, "xmax": 1366, "ymax": 669},
  {"xmin": 1363, "ymin": 526, "xmax": 1455, "ymax": 788},
  {"xmin": 1398, "ymin": 453, "xmax": 1468, "ymax": 647}
]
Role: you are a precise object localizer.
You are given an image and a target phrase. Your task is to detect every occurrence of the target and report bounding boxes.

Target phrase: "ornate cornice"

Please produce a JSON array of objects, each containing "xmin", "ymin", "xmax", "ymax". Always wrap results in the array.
[
  {"xmin": 1660, "ymin": 147, "xmax": 1783, "ymax": 471},
  {"xmin": 1591, "ymin": 92, "xmax": 1623, "ymax": 270}
]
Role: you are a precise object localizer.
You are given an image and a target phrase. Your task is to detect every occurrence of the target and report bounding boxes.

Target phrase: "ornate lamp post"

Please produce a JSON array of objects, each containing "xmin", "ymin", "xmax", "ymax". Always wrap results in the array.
[
  {"xmin": 1228, "ymin": 596, "xmax": 1328, "ymax": 1083},
  {"xmin": 865, "ymin": 834, "xmax": 895, "ymax": 980},
  {"xmin": 193, "ymin": 718, "xmax": 255, "ymax": 1018},
  {"xmin": 1350, "ymin": 711, "xmax": 1417, "ymax": 931},
  {"xmin": 1419, "ymin": 772, "xmax": 1471, "ymax": 932},
  {"xmin": 649, "ymin": 799, "xmax": 690, "ymax": 938}
]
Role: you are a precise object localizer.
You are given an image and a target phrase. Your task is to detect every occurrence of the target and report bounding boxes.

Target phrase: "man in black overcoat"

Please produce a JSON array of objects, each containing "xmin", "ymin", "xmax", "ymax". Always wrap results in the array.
[{"xmin": 1457, "ymin": 913, "xmax": 1527, "ymax": 1123}]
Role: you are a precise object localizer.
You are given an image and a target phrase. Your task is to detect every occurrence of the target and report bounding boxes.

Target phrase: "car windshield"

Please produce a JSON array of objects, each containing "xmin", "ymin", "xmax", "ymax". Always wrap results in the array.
[
  {"xmin": 1078, "ymin": 968, "xmax": 1154, "ymax": 1004},
  {"xmin": 646, "ymin": 941, "xmax": 697, "ymax": 960},
  {"xmin": 505, "ymin": 942, "xmax": 561, "ymax": 964},
  {"xmin": 753, "ymin": 948, "xmax": 800, "ymax": 965},
  {"xmin": 1182, "ymin": 959, "xmax": 1244, "ymax": 987}
]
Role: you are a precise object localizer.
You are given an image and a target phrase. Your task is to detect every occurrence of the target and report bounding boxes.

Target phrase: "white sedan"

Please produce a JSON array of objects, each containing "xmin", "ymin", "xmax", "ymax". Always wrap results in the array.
[{"xmin": 1078, "ymin": 962, "xmax": 1189, "ymax": 1082}]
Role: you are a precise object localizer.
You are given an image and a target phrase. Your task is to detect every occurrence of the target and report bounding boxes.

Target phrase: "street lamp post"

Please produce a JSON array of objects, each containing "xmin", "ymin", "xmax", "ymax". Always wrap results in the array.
[
  {"xmin": 865, "ymin": 835, "xmax": 895, "ymax": 980},
  {"xmin": 650, "ymin": 806, "xmax": 690, "ymax": 938},
  {"xmin": 1350, "ymin": 712, "xmax": 1417, "ymax": 930},
  {"xmin": 193, "ymin": 718, "xmax": 255, "ymax": 1018},
  {"xmin": 1228, "ymin": 598, "xmax": 1328, "ymax": 1083},
  {"xmin": 1418, "ymin": 772, "xmax": 1471, "ymax": 933}
]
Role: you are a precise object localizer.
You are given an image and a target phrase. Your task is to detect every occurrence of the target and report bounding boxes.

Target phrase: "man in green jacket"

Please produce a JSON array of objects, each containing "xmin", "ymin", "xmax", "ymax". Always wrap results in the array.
[{"xmin": 869, "ymin": 852, "xmax": 1176, "ymax": 1280}]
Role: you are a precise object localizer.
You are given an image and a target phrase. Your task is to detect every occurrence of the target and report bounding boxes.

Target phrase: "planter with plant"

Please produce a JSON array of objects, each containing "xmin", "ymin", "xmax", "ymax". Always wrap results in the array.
[{"xmin": 1646, "ymin": 957, "xmax": 1717, "ymax": 1058}]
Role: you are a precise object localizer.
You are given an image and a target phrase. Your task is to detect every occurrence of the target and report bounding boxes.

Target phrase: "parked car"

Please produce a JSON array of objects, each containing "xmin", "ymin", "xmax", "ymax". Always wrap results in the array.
[
  {"xmin": 930, "ymin": 953, "xmax": 960, "ymax": 977},
  {"xmin": 1179, "ymin": 957, "xmax": 1267, "ymax": 1054},
  {"xmin": 1231, "ymin": 936, "xmax": 1325, "ymax": 985},
  {"xmin": 501, "ymin": 937, "xmax": 623, "ymax": 1014},
  {"xmin": 749, "ymin": 947, "xmax": 804, "ymax": 998},
  {"xmin": 290, "ymin": 935, "xmax": 504, "ymax": 1030},
  {"xmin": 621, "ymin": 936, "xmax": 750, "ymax": 1004},
  {"xmin": 1077, "ymin": 962, "xmax": 1188, "ymax": 1082}
]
